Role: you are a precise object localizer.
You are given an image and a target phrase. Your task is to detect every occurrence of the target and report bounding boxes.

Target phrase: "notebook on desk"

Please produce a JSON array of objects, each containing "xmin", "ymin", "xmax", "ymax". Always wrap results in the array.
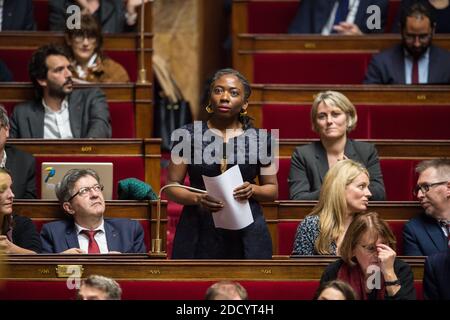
[{"xmin": 41, "ymin": 162, "xmax": 113, "ymax": 200}]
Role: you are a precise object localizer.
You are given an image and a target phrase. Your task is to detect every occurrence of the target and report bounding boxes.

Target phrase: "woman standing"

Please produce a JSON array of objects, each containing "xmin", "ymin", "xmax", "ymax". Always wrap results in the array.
[
  {"xmin": 288, "ymin": 91, "xmax": 385, "ymax": 200},
  {"xmin": 166, "ymin": 68, "xmax": 277, "ymax": 259},
  {"xmin": 292, "ymin": 159, "xmax": 372, "ymax": 255}
]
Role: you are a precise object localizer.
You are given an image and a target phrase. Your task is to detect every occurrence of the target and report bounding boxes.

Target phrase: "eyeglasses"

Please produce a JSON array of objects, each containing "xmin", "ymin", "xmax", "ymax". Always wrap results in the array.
[
  {"xmin": 67, "ymin": 184, "xmax": 104, "ymax": 202},
  {"xmin": 413, "ymin": 181, "xmax": 448, "ymax": 197},
  {"xmin": 403, "ymin": 33, "xmax": 431, "ymax": 43}
]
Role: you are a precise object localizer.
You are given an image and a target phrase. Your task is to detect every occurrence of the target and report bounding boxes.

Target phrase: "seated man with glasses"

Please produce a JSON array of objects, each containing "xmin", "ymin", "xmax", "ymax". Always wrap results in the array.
[
  {"xmin": 364, "ymin": 2, "xmax": 450, "ymax": 84},
  {"xmin": 403, "ymin": 158, "xmax": 450, "ymax": 256},
  {"xmin": 40, "ymin": 168, "xmax": 146, "ymax": 254}
]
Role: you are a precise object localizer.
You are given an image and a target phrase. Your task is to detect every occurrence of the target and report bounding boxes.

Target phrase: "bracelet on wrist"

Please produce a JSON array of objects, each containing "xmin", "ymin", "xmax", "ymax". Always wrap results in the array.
[{"xmin": 384, "ymin": 279, "xmax": 401, "ymax": 286}]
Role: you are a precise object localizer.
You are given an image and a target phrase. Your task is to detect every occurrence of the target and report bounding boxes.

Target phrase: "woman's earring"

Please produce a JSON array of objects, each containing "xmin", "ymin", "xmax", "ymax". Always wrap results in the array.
[
  {"xmin": 240, "ymin": 109, "xmax": 248, "ymax": 116},
  {"xmin": 206, "ymin": 104, "xmax": 213, "ymax": 114}
]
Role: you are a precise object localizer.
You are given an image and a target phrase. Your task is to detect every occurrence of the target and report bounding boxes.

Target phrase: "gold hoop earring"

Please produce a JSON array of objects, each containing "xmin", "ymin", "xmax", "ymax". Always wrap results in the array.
[
  {"xmin": 206, "ymin": 104, "xmax": 213, "ymax": 114},
  {"xmin": 240, "ymin": 109, "xmax": 248, "ymax": 116}
]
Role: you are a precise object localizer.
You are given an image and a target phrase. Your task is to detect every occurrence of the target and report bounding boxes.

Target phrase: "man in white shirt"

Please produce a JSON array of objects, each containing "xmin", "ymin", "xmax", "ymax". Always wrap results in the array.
[
  {"xmin": 9, "ymin": 44, "xmax": 111, "ymax": 139},
  {"xmin": 40, "ymin": 168, "xmax": 146, "ymax": 254},
  {"xmin": 288, "ymin": 0, "xmax": 389, "ymax": 35}
]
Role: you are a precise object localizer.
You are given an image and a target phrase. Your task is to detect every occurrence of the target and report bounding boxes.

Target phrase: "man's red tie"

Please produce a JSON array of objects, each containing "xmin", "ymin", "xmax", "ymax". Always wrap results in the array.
[
  {"xmin": 81, "ymin": 230, "xmax": 100, "ymax": 254},
  {"xmin": 412, "ymin": 58, "xmax": 419, "ymax": 84}
]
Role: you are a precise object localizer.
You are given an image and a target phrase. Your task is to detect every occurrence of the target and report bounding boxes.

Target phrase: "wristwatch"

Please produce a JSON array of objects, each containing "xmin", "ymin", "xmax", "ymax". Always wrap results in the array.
[{"xmin": 384, "ymin": 279, "xmax": 401, "ymax": 286}]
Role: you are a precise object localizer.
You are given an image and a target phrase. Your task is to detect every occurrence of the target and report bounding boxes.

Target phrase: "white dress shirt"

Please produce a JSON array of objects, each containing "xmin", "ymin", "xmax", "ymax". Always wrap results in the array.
[
  {"xmin": 0, "ymin": 149, "xmax": 6, "ymax": 168},
  {"xmin": 322, "ymin": 0, "xmax": 360, "ymax": 35},
  {"xmin": 0, "ymin": 0, "xmax": 4, "ymax": 31},
  {"xmin": 75, "ymin": 220, "xmax": 109, "ymax": 254},
  {"xmin": 404, "ymin": 48, "xmax": 430, "ymax": 84},
  {"xmin": 42, "ymin": 97, "xmax": 74, "ymax": 139}
]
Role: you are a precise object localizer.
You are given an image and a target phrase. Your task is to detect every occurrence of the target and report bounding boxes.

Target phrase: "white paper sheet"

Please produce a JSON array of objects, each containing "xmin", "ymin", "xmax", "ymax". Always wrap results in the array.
[{"xmin": 202, "ymin": 165, "xmax": 254, "ymax": 230}]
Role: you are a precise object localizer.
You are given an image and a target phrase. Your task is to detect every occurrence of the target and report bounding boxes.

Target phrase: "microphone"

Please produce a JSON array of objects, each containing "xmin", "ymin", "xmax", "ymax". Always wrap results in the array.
[
  {"xmin": 150, "ymin": 183, "xmax": 207, "ymax": 256},
  {"xmin": 137, "ymin": 0, "xmax": 148, "ymax": 84}
]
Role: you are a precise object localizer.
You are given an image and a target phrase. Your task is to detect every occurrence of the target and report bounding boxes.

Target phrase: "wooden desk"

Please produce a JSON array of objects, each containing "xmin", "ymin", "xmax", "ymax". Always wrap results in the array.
[{"xmin": 8, "ymin": 138, "xmax": 162, "ymax": 193}]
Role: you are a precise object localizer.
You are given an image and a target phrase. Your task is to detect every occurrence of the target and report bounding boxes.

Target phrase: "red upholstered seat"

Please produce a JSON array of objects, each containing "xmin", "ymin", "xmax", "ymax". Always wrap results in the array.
[
  {"xmin": 380, "ymin": 159, "xmax": 417, "ymax": 201},
  {"xmin": 253, "ymin": 53, "xmax": 373, "ymax": 84},
  {"xmin": 262, "ymin": 104, "xmax": 370, "ymax": 139},
  {"xmin": 0, "ymin": 50, "xmax": 137, "ymax": 82},
  {"xmin": 35, "ymin": 156, "xmax": 145, "ymax": 200},
  {"xmin": 369, "ymin": 105, "xmax": 450, "ymax": 139},
  {"xmin": 247, "ymin": 1, "xmax": 299, "ymax": 33},
  {"xmin": 108, "ymin": 102, "xmax": 135, "ymax": 138},
  {"xmin": 0, "ymin": 279, "xmax": 422, "ymax": 300},
  {"xmin": 34, "ymin": 0, "xmax": 50, "ymax": 31},
  {"xmin": 388, "ymin": 220, "xmax": 406, "ymax": 255}
]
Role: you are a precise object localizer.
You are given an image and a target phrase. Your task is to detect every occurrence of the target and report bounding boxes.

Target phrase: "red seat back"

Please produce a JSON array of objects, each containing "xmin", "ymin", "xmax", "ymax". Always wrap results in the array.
[
  {"xmin": 0, "ymin": 50, "xmax": 137, "ymax": 82},
  {"xmin": 33, "ymin": 0, "xmax": 50, "ymax": 31},
  {"xmin": 247, "ymin": 1, "xmax": 299, "ymax": 33},
  {"xmin": 254, "ymin": 53, "xmax": 373, "ymax": 84}
]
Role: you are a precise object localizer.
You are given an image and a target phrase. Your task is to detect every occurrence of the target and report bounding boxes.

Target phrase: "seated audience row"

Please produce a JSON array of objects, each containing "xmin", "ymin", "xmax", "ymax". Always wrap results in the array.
[
  {"xmin": 288, "ymin": 0, "xmax": 450, "ymax": 35},
  {"xmin": 0, "ymin": 0, "xmax": 147, "ymax": 32}
]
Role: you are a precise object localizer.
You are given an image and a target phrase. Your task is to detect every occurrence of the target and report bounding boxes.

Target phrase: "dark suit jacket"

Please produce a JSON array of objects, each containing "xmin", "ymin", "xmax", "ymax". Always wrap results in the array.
[
  {"xmin": 40, "ymin": 218, "xmax": 147, "ymax": 253},
  {"xmin": 9, "ymin": 88, "xmax": 112, "ymax": 139},
  {"xmin": 1, "ymin": 0, "xmax": 35, "ymax": 31},
  {"xmin": 0, "ymin": 59, "xmax": 12, "ymax": 82},
  {"xmin": 48, "ymin": 0, "xmax": 132, "ymax": 33},
  {"xmin": 423, "ymin": 250, "xmax": 450, "ymax": 300},
  {"xmin": 10, "ymin": 214, "xmax": 42, "ymax": 253},
  {"xmin": 288, "ymin": 0, "xmax": 389, "ymax": 34},
  {"xmin": 403, "ymin": 212, "xmax": 448, "ymax": 256},
  {"xmin": 364, "ymin": 44, "xmax": 450, "ymax": 84},
  {"xmin": 288, "ymin": 140, "xmax": 386, "ymax": 200},
  {"xmin": 5, "ymin": 145, "xmax": 36, "ymax": 199}
]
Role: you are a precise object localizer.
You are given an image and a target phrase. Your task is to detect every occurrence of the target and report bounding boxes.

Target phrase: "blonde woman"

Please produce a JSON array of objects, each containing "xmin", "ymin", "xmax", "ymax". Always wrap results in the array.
[
  {"xmin": 292, "ymin": 160, "xmax": 371, "ymax": 255},
  {"xmin": 288, "ymin": 91, "xmax": 385, "ymax": 200}
]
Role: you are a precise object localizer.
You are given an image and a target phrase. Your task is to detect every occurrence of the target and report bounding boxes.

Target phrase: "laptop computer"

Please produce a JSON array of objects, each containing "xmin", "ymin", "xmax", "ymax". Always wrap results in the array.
[{"xmin": 41, "ymin": 162, "xmax": 113, "ymax": 200}]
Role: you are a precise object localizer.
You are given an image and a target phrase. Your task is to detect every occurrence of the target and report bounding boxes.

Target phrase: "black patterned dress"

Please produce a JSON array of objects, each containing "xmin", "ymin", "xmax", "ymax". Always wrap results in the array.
[{"xmin": 171, "ymin": 121, "xmax": 274, "ymax": 259}]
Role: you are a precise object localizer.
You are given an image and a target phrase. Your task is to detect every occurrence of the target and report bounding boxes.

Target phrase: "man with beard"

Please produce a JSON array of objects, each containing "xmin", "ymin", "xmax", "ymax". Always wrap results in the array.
[
  {"xmin": 403, "ymin": 159, "xmax": 450, "ymax": 256},
  {"xmin": 9, "ymin": 44, "xmax": 111, "ymax": 138},
  {"xmin": 364, "ymin": 2, "xmax": 450, "ymax": 84},
  {"xmin": 40, "ymin": 168, "xmax": 146, "ymax": 254}
]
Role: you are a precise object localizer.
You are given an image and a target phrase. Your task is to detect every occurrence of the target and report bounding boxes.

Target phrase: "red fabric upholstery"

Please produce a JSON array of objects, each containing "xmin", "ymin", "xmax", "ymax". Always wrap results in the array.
[
  {"xmin": 253, "ymin": 53, "xmax": 373, "ymax": 84},
  {"xmin": 34, "ymin": 0, "xmax": 49, "ymax": 31},
  {"xmin": 247, "ymin": 1, "xmax": 299, "ymax": 33},
  {"xmin": 369, "ymin": 105, "xmax": 450, "ymax": 139},
  {"xmin": 106, "ymin": 51, "xmax": 137, "ymax": 82},
  {"xmin": 262, "ymin": 104, "xmax": 370, "ymax": 139},
  {"xmin": 278, "ymin": 220, "xmax": 299, "ymax": 255},
  {"xmin": 0, "ymin": 279, "xmax": 422, "ymax": 300},
  {"xmin": 380, "ymin": 159, "xmax": 416, "ymax": 201},
  {"xmin": 0, "ymin": 280, "xmax": 318, "ymax": 300},
  {"xmin": 35, "ymin": 156, "xmax": 145, "ymax": 200},
  {"xmin": 385, "ymin": 0, "xmax": 401, "ymax": 33},
  {"xmin": 109, "ymin": 102, "xmax": 135, "ymax": 138},
  {"xmin": 0, "ymin": 50, "xmax": 137, "ymax": 82},
  {"xmin": 0, "ymin": 50, "xmax": 34, "ymax": 81}
]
